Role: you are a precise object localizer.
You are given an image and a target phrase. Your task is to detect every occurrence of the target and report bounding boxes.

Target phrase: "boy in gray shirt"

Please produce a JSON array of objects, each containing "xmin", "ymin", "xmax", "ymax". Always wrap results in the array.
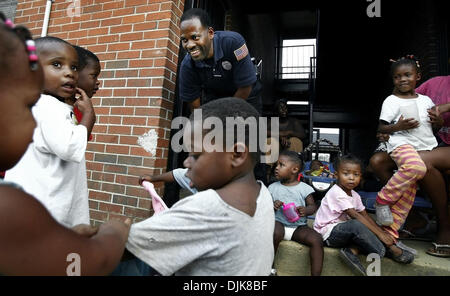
[{"xmin": 125, "ymin": 98, "xmax": 275, "ymax": 276}]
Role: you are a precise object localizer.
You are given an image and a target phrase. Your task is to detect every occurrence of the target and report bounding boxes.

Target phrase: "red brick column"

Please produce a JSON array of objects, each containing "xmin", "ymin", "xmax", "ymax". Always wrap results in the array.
[{"xmin": 15, "ymin": 0, "xmax": 184, "ymax": 224}]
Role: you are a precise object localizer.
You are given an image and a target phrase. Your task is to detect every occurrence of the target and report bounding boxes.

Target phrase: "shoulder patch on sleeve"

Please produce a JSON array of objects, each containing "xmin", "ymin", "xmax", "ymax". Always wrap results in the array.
[{"xmin": 234, "ymin": 43, "xmax": 249, "ymax": 61}]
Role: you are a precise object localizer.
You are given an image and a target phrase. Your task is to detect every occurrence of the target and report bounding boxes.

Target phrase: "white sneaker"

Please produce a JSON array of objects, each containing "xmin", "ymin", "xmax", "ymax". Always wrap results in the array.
[{"xmin": 375, "ymin": 203, "xmax": 394, "ymax": 226}]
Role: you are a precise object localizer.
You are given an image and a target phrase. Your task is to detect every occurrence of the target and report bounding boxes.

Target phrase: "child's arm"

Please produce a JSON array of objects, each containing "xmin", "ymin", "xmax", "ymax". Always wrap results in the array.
[
  {"xmin": 296, "ymin": 194, "xmax": 317, "ymax": 217},
  {"xmin": 74, "ymin": 87, "xmax": 96, "ymax": 140},
  {"xmin": 0, "ymin": 186, "xmax": 130, "ymax": 275},
  {"xmin": 378, "ymin": 117, "xmax": 419, "ymax": 134},
  {"xmin": 139, "ymin": 171, "xmax": 175, "ymax": 185},
  {"xmin": 344, "ymin": 208, "xmax": 395, "ymax": 247}
]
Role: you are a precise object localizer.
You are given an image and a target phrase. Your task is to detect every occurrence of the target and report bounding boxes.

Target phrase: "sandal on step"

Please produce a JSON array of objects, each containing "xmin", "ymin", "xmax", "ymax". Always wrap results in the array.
[{"xmin": 426, "ymin": 242, "xmax": 450, "ymax": 258}]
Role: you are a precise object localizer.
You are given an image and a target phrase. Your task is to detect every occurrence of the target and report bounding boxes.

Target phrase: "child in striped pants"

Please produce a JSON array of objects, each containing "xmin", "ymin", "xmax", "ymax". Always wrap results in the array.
[{"xmin": 375, "ymin": 55, "xmax": 443, "ymax": 263}]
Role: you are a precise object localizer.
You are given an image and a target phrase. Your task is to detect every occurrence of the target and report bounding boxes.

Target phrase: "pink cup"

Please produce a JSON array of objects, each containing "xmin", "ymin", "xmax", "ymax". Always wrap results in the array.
[{"xmin": 282, "ymin": 202, "xmax": 300, "ymax": 222}]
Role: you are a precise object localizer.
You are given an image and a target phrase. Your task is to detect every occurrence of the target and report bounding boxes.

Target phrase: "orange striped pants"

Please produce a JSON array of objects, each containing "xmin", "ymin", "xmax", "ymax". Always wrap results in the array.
[{"xmin": 376, "ymin": 144, "xmax": 427, "ymax": 240}]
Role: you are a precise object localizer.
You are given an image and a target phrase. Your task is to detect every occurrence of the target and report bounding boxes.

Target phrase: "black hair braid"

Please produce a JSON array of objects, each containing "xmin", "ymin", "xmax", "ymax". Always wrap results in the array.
[
  {"xmin": 389, "ymin": 54, "xmax": 421, "ymax": 76},
  {"xmin": 0, "ymin": 12, "xmax": 38, "ymax": 71}
]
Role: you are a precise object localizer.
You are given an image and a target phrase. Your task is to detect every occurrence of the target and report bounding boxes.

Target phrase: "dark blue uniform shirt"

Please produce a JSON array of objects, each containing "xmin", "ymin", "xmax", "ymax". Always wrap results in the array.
[{"xmin": 179, "ymin": 31, "xmax": 262, "ymax": 112}]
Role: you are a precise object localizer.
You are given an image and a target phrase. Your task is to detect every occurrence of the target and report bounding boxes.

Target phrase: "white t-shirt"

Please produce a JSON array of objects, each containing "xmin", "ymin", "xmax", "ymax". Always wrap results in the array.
[
  {"xmin": 126, "ymin": 181, "xmax": 275, "ymax": 276},
  {"xmin": 5, "ymin": 94, "xmax": 90, "ymax": 227},
  {"xmin": 379, "ymin": 94, "xmax": 437, "ymax": 153}
]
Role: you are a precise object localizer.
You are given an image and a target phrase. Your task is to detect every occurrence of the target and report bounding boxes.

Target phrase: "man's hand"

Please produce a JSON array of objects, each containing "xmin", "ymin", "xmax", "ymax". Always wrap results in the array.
[{"xmin": 280, "ymin": 136, "xmax": 291, "ymax": 148}]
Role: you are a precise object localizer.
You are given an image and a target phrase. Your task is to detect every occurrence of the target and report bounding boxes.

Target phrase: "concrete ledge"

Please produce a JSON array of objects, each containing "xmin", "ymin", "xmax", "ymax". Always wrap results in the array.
[{"xmin": 273, "ymin": 240, "xmax": 450, "ymax": 276}]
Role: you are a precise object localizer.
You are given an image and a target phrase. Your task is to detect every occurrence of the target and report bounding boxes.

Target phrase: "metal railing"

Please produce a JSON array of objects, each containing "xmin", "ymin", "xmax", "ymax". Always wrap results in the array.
[{"xmin": 275, "ymin": 44, "xmax": 316, "ymax": 79}]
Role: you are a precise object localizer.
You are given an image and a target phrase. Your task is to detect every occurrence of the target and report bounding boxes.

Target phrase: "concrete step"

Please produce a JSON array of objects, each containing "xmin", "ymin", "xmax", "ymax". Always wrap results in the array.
[{"xmin": 273, "ymin": 239, "xmax": 450, "ymax": 276}]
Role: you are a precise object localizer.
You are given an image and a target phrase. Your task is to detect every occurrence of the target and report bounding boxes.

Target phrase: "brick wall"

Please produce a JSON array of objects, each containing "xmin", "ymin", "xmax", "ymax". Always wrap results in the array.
[{"xmin": 14, "ymin": 0, "xmax": 185, "ymax": 225}]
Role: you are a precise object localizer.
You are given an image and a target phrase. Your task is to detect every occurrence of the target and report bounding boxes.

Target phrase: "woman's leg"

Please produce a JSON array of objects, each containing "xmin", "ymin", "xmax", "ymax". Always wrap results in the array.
[
  {"xmin": 291, "ymin": 226, "xmax": 324, "ymax": 276},
  {"xmin": 419, "ymin": 147, "xmax": 450, "ymax": 245},
  {"xmin": 369, "ymin": 151, "xmax": 397, "ymax": 185},
  {"xmin": 377, "ymin": 145, "xmax": 427, "ymax": 238}
]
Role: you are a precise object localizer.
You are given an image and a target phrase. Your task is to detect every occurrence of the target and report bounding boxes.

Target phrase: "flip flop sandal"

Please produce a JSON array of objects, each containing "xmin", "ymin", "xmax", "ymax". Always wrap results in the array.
[
  {"xmin": 426, "ymin": 243, "xmax": 450, "ymax": 258},
  {"xmin": 386, "ymin": 248, "xmax": 414, "ymax": 264}
]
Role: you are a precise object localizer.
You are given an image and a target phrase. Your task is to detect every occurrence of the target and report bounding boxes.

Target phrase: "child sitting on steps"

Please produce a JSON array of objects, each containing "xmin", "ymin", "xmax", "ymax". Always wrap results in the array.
[
  {"xmin": 314, "ymin": 154, "xmax": 414, "ymax": 276},
  {"xmin": 270, "ymin": 150, "xmax": 324, "ymax": 276}
]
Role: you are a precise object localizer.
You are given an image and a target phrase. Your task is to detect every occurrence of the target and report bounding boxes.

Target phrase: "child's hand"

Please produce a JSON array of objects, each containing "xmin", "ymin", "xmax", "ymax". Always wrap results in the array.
[
  {"xmin": 99, "ymin": 218, "xmax": 132, "ymax": 242},
  {"xmin": 296, "ymin": 206, "xmax": 306, "ymax": 217},
  {"xmin": 273, "ymin": 200, "xmax": 283, "ymax": 211},
  {"xmin": 139, "ymin": 174, "xmax": 154, "ymax": 185},
  {"xmin": 428, "ymin": 106, "xmax": 444, "ymax": 126},
  {"xmin": 280, "ymin": 136, "xmax": 291, "ymax": 148},
  {"xmin": 74, "ymin": 87, "xmax": 95, "ymax": 117},
  {"xmin": 378, "ymin": 230, "xmax": 395, "ymax": 247},
  {"xmin": 376, "ymin": 132, "xmax": 390, "ymax": 142},
  {"xmin": 72, "ymin": 224, "xmax": 99, "ymax": 237},
  {"xmin": 395, "ymin": 115, "xmax": 419, "ymax": 131}
]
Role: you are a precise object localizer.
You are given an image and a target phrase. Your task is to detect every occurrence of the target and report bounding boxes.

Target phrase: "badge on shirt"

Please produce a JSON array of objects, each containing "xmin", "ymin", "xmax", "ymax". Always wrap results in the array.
[
  {"xmin": 234, "ymin": 43, "xmax": 249, "ymax": 61},
  {"xmin": 222, "ymin": 60, "xmax": 232, "ymax": 70}
]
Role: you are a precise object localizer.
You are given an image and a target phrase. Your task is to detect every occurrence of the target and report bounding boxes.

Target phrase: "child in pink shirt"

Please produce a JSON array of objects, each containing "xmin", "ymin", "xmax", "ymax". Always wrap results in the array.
[{"xmin": 313, "ymin": 154, "xmax": 414, "ymax": 275}]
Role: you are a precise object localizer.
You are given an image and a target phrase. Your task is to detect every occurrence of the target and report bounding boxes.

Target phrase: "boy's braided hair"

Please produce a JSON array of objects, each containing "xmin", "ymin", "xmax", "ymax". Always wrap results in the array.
[
  {"xmin": 390, "ymin": 54, "xmax": 421, "ymax": 76},
  {"xmin": 0, "ymin": 12, "xmax": 38, "ymax": 71}
]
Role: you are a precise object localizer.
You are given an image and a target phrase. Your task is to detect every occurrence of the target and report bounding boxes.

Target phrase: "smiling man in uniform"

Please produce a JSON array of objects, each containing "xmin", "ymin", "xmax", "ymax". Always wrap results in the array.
[{"xmin": 178, "ymin": 8, "xmax": 262, "ymax": 114}]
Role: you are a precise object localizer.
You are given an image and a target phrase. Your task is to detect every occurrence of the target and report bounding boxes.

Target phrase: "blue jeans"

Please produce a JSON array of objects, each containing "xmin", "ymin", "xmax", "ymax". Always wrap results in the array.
[
  {"xmin": 110, "ymin": 258, "xmax": 161, "ymax": 276},
  {"xmin": 325, "ymin": 220, "xmax": 386, "ymax": 257}
]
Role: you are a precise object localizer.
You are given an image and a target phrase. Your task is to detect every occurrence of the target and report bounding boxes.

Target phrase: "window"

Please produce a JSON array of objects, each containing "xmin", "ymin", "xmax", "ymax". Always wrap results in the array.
[
  {"xmin": 281, "ymin": 39, "xmax": 316, "ymax": 79},
  {"xmin": 313, "ymin": 128, "xmax": 340, "ymax": 144}
]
